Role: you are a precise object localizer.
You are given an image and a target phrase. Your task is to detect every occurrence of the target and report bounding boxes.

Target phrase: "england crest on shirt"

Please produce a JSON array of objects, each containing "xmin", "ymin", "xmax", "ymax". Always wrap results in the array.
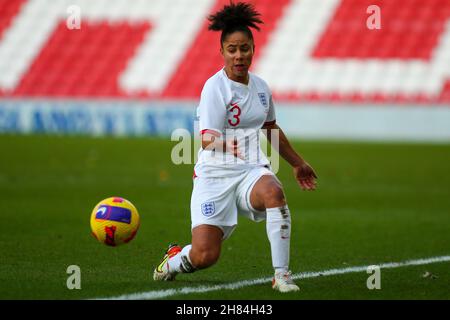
[
  {"xmin": 201, "ymin": 201, "xmax": 215, "ymax": 217},
  {"xmin": 258, "ymin": 93, "xmax": 268, "ymax": 111}
]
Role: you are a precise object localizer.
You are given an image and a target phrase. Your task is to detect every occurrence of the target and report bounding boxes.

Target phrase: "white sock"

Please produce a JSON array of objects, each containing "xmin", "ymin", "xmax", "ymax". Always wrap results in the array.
[
  {"xmin": 266, "ymin": 205, "xmax": 291, "ymax": 274},
  {"xmin": 167, "ymin": 244, "xmax": 196, "ymax": 273}
]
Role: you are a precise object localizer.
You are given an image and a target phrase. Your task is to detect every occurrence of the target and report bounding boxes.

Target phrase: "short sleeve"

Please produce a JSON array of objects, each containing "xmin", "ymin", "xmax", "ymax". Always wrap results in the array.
[
  {"xmin": 264, "ymin": 92, "xmax": 276, "ymax": 125},
  {"xmin": 198, "ymin": 80, "xmax": 227, "ymax": 135}
]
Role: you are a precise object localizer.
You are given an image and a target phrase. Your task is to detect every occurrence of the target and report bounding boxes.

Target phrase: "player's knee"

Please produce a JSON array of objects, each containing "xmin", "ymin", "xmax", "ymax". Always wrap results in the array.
[
  {"xmin": 191, "ymin": 248, "xmax": 220, "ymax": 269},
  {"xmin": 263, "ymin": 183, "xmax": 286, "ymax": 208}
]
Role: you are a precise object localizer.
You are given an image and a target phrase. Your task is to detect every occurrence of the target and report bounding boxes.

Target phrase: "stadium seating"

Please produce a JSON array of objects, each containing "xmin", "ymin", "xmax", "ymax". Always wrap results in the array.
[
  {"xmin": 0, "ymin": 0, "xmax": 449, "ymax": 103},
  {"xmin": 14, "ymin": 20, "xmax": 150, "ymax": 97}
]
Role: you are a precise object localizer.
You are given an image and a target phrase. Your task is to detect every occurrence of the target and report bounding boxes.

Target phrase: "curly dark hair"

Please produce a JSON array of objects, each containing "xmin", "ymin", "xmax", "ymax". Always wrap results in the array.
[{"xmin": 207, "ymin": 1, "xmax": 263, "ymax": 46}]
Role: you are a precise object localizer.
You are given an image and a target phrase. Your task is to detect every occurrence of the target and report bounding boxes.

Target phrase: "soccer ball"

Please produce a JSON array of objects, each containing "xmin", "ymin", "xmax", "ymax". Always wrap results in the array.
[{"xmin": 90, "ymin": 197, "xmax": 140, "ymax": 246}]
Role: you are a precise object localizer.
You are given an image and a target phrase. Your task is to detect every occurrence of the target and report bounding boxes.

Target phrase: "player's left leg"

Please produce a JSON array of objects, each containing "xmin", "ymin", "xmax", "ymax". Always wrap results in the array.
[{"xmin": 249, "ymin": 174, "xmax": 299, "ymax": 292}]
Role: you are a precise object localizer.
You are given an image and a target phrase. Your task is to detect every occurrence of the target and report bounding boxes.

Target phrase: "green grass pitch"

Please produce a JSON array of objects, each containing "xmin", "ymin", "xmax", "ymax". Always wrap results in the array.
[{"xmin": 0, "ymin": 134, "xmax": 449, "ymax": 300}]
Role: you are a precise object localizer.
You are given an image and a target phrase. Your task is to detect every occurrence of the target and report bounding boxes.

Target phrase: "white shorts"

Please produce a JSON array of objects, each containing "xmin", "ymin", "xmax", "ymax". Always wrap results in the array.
[{"xmin": 190, "ymin": 166, "xmax": 280, "ymax": 240}]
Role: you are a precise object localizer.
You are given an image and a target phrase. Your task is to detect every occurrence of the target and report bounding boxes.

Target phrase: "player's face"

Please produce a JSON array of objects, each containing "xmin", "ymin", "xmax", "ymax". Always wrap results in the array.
[{"xmin": 221, "ymin": 31, "xmax": 254, "ymax": 84}]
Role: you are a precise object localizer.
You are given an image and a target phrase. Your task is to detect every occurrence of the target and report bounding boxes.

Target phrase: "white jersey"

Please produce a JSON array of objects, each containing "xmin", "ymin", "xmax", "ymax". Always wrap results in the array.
[{"xmin": 195, "ymin": 68, "xmax": 276, "ymax": 178}]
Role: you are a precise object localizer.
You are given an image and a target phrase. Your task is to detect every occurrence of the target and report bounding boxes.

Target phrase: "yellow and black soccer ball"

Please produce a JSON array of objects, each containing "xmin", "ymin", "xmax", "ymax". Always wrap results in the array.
[{"xmin": 90, "ymin": 197, "xmax": 140, "ymax": 246}]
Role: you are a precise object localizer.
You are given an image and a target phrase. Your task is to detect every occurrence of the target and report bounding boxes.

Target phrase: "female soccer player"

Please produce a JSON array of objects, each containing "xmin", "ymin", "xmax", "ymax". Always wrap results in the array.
[{"xmin": 153, "ymin": 2, "xmax": 317, "ymax": 292}]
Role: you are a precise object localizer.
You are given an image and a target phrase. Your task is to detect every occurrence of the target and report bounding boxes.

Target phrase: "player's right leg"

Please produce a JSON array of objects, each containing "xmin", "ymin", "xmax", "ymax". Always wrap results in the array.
[
  {"xmin": 153, "ymin": 243, "xmax": 184, "ymax": 281},
  {"xmin": 153, "ymin": 225, "xmax": 223, "ymax": 281},
  {"xmin": 154, "ymin": 175, "xmax": 237, "ymax": 281},
  {"xmin": 189, "ymin": 224, "xmax": 223, "ymax": 268}
]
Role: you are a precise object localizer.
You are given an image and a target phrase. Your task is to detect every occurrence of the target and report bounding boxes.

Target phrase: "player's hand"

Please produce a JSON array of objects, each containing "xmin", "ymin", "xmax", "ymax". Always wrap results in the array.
[
  {"xmin": 226, "ymin": 138, "xmax": 245, "ymax": 160},
  {"xmin": 293, "ymin": 162, "xmax": 317, "ymax": 191}
]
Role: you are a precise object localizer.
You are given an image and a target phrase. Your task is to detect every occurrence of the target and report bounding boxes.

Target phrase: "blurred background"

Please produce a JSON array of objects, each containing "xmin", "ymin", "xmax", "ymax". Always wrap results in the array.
[{"xmin": 0, "ymin": 0, "xmax": 449, "ymax": 140}]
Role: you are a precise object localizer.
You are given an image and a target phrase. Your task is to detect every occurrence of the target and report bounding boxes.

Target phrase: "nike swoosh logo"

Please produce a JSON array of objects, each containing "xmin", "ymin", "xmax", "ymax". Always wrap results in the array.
[
  {"xmin": 156, "ymin": 255, "xmax": 169, "ymax": 273},
  {"xmin": 97, "ymin": 206, "xmax": 107, "ymax": 217}
]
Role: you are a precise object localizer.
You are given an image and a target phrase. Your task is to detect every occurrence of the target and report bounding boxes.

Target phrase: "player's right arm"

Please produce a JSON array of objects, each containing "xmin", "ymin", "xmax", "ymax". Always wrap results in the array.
[
  {"xmin": 201, "ymin": 132, "xmax": 243, "ymax": 159},
  {"xmin": 198, "ymin": 78, "xmax": 243, "ymax": 159}
]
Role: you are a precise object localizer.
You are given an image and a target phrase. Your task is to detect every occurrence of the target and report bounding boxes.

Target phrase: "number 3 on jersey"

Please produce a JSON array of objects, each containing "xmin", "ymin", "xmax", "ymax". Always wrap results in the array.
[{"xmin": 228, "ymin": 103, "xmax": 241, "ymax": 126}]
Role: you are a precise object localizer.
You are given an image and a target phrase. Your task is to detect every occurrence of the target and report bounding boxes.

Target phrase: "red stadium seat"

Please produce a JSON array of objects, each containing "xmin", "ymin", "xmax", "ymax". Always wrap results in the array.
[{"xmin": 0, "ymin": 0, "xmax": 449, "ymax": 103}]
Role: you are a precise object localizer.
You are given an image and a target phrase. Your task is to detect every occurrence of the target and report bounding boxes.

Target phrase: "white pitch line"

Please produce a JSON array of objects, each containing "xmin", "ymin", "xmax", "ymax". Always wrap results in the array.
[{"xmin": 95, "ymin": 255, "xmax": 450, "ymax": 300}]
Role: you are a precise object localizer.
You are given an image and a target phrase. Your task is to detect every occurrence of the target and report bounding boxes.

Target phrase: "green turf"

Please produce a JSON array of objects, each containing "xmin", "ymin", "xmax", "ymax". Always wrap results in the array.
[{"xmin": 0, "ymin": 134, "xmax": 449, "ymax": 300}]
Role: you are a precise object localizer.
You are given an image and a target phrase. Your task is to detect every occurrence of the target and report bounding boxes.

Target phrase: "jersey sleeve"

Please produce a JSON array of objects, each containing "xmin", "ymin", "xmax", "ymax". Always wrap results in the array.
[
  {"xmin": 198, "ymin": 80, "xmax": 227, "ymax": 136},
  {"xmin": 264, "ymin": 92, "xmax": 276, "ymax": 126}
]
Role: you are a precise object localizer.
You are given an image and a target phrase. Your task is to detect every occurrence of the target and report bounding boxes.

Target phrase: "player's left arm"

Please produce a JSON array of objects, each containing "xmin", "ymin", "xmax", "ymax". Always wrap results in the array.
[{"xmin": 262, "ymin": 122, "xmax": 317, "ymax": 191}]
